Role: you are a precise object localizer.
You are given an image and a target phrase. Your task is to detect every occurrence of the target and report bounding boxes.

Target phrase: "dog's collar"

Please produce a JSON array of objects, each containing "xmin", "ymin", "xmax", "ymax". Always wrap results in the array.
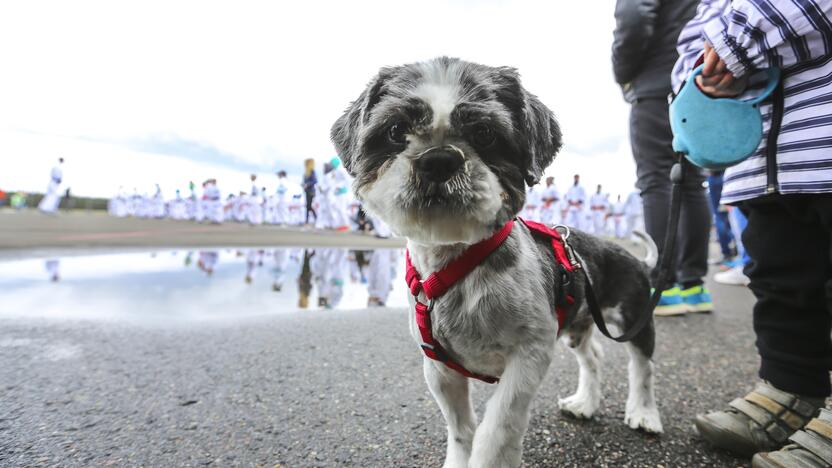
[{"xmin": 405, "ymin": 218, "xmax": 575, "ymax": 384}]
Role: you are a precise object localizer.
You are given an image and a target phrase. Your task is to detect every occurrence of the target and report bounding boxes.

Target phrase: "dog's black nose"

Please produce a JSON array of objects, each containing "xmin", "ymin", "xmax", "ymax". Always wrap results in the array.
[{"xmin": 414, "ymin": 147, "xmax": 464, "ymax": 183}]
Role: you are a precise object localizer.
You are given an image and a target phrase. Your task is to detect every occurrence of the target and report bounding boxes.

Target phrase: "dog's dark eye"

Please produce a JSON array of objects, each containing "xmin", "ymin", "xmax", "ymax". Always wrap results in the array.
[
  {"xmin": 387, "ymin": 122, "xmax": 410, "ymax": 145},
  {"xmin": 471, "ymin": 123, "xmax": 495, "ymax": 147}
]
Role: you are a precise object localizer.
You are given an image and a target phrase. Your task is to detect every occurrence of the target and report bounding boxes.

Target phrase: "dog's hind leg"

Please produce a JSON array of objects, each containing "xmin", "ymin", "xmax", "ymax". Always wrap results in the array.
[
  {"xmin": 624, "ymin": 324, "xmax": 663, "ymax": 434},
  {"xmin": 558, "ymin": 322, "xmax": 604, "ymax": 419},
  {"xmin": 423, "ymin": 359, "xmax": 477, "ymax": 468}
]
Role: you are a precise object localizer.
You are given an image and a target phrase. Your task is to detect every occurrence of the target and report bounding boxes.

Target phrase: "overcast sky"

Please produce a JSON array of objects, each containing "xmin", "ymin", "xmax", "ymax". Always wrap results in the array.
[{"xmin": 0, "ymin": 0, "xmax": 639, "ymax": 199}]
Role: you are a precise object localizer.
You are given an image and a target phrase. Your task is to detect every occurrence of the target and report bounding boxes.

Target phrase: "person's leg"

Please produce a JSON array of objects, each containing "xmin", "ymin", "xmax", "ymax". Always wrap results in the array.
[
  {"xmin": 743, "ymin": 194, "xmax": 832, "ymax": 398},
  {"xmin": 730, "ymin": 206, "xmax": 750, "ymax": 265},
  {"xmin": 707, "ymin": 174, "xmax": 735, "ymax": 258},
  {"xmin": 676, "ymin": 165, "xmax": 711, "ymax": 288},
  {"xmin": 630, "ymin": 98, "xmax": 676, "ymax": 285}
]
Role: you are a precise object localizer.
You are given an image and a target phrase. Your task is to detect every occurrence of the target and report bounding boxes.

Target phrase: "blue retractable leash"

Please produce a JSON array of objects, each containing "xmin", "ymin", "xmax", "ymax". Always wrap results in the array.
[
  {"xmin": 671, "ymin": 64, "xmax": 782, "ymax": 169},
  {"xmin": 650, "ymin": 65, "xmax": 781, "ymax": 312}
]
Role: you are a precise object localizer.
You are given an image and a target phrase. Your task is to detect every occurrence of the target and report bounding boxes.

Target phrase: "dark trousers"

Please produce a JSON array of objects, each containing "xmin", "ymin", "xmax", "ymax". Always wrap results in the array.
[
  {"xmin": 740, "ymin": 194, "xmax": 832, "ymax": 397},
  {"xmin": 630, "ymin": 97, "xmax": 710, "ymax": 285},
  {"xmin": 305, "ymin": 191, "xmax": 316, "ymax": 224}
]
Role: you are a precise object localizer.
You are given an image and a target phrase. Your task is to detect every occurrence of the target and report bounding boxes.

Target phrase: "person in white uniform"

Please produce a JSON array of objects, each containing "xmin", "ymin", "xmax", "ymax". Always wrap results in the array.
[
  {"xmin": 247, "ymin": 174, "xmax": 264, "ymax": 225},
  {"xmin": 327, "ymin": 157, "xmax": 351, "ymax": 231},
  {"xmin": 197, "ymin": 250, "xmax": 219, "ymax": 276},
  {"xmin": 274, "ymin": 171, "xmax": 290, "ymax": 225},
  {"xmin": 367, "ymin": 249, "xmax": 397, "ymax": 307},
  {"xmin": 539, "ymin": 176, "xmax": 561, "ymax": 226},
  {"xmin": 609, "ymin": 194, "xmax": 627, "ymax": 239},
  {"xmin": 522, "ymin": 184, "xmax": 542, "ymax": 222},
  {"xmin": 168, "ymin": 190, "xmax": 188, "ymax": 220},
  {"xmin": 203, "ymin": 179, "xmax": 223, "ymax": 224},
  {"xmin": 589, "ymin": 184, "xmax": 609, "ymax": 235},
  {"xmin": 38, "ymin": 158, "xmax": 64, "ymax": 214},
  {"xmin": 317, "ymin": 162, "xmax": 337, "ymax": 229},
  {"xmin": 624, "ymin": 190, "xmax": 644, "ymax": 238},
  {"xmin": 564, "ymin": 174, "xmax": 587, "ymax": 228},
  {"xmin": 45, "ymin": 259, "xmax": 61, "ymax": 282}
]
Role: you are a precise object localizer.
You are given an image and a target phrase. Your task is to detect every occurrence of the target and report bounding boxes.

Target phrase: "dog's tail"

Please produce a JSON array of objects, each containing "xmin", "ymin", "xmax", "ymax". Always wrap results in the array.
[{"xmin": 632, "ymin": 230, "xmax": 658, "ymax": 269}]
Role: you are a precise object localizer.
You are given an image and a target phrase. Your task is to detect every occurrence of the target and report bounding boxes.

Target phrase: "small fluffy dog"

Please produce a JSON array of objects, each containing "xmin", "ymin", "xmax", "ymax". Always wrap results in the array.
[{"xmin": 332, "ymin": 57, "xmax": 661, "ymax": 468}]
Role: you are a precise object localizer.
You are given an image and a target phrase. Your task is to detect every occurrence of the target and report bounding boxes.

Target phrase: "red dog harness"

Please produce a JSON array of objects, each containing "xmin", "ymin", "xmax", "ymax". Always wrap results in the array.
[{"xmin": 404, "ymin": 217, "xmax": 576, "ymax": 384}]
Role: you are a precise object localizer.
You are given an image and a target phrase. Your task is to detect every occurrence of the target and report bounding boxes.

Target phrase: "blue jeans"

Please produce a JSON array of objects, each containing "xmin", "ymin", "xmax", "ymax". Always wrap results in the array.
[{"xmin": 707, "ymin": 174, "xmax": 735, "ymax": 258}]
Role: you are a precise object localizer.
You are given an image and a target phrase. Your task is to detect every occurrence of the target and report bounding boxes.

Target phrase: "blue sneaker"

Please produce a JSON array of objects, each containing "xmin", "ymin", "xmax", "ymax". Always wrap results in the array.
[
  {"xmin": 654, "ymin": 286, "xmax": 688, "ymax": 316},
  {"xmin": 681, "ymin": 284, "xmax": 713, "ymax": 313}
]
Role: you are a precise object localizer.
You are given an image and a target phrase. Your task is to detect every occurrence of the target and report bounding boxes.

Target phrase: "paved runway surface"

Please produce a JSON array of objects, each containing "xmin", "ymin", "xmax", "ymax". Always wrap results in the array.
[{"xmin": 0, "ymin": 210, "xmax": 767, "ymax": 466}]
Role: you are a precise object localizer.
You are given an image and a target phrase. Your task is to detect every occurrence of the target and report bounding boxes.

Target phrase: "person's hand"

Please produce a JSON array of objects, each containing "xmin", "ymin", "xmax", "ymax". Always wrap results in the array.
[{"xmin": 695, "ymin": 43, "xmax": 748, "ymax": 97}]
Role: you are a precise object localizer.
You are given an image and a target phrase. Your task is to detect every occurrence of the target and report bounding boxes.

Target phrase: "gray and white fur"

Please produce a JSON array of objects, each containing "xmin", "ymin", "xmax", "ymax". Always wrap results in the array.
[{"xmin": 332, "ymin": 57, "xmax": 661, "ymax": 468}]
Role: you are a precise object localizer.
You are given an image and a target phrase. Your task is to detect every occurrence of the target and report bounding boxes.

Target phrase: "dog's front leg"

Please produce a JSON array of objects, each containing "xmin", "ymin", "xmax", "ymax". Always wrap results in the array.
[
  {"xmin": 424, "ymin": 359, "xmax": 477, "ymax": 468},
  {"xmin": 469, "ymin": 347, "xmax": 552, "ymax": 468}
]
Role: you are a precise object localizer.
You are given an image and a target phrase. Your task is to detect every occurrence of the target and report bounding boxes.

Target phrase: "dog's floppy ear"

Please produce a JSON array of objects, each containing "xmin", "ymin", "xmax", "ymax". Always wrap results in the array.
[
  {"xmin": 494, "ymin": 67, "xmax": 562, "ymax": 186},
  {"xmin": 331, "ymin": 69, "xmax": 392, "ymax": 176}
]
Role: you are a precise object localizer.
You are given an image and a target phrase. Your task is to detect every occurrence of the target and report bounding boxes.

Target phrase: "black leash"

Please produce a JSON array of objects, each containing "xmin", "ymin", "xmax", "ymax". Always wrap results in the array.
[{"xmin": 575, "ymin": 154, "xmax": 688, "ymax": 342}]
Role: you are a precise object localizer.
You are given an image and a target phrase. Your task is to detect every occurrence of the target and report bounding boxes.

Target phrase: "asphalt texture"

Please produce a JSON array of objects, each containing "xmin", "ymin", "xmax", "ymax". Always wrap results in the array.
[{"xmin": 0, "ymin": 211, "xmax": 770, "ymax": 467}]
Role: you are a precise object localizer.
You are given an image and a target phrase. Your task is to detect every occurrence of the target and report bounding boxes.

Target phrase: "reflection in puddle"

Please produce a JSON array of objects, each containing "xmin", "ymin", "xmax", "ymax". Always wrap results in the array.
[{"xmin": 0, "ymin": 248, "xmax": 406, "ymax": 323}]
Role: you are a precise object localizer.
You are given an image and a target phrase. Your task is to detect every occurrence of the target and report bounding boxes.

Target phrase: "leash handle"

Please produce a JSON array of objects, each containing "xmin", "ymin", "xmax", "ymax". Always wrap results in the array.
[{"xmin": 584, "ymin": 154, "xmax": 686, "ymax": 343}]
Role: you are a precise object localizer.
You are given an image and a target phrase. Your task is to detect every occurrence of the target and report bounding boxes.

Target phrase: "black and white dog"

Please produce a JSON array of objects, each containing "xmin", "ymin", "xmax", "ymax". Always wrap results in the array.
[{"xmin": 332, "ymin": 57, "xmax": 661, "ymax": 468}]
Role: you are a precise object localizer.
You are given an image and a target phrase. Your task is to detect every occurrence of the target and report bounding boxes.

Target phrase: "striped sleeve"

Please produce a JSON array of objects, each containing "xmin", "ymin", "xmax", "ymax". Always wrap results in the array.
[
  {"xmin": 672, "ymin": 0, "xmax": 730, "ymax": 91},
  {"xmin": 702, "ymin": 0, "xmax": 832, "ymax": 78}
]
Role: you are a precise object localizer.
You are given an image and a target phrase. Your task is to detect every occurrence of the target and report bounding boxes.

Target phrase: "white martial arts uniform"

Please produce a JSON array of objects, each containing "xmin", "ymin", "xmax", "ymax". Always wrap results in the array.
[
  {"xmin": 38, "ymin": 164, "xmax": 63, "ymax": 214},
  {"xmin": 539, "ymin": 183, "xmax": 561, "ymax": 226},
  {"xmin": 327, "ymin": 166, "xmax": 351, "ymax": 230},
  {"xmin": 275, "ymin": 177, "xmax": 290, "ymax": 225},
  {"xmin": 522, "ymin": 185, "xmax": 543, "ymax": 222},
  {"xmin": 315, "ymin": 173, "xmax": 332, "ymax": 229},
  {"xmin": 247, "ymin": 185, "xmax": 264, "ymax": 225},
  {"xmin": 44, "ymin": 259, "xmax": 60, "ymax": 282},
  {"xmin": 367, "ymin": 249, "xmax": 397, "ymax": 306},
  {"xmin": 168, "ymin": 193, "xmax": 188, "ymax": 220},
  {"xmin": 589, "ymin": 192, "xmax": 609, "ymax": 235},
  {"xmin": 609, "ymin": 199, "xmax": 627, "ymax": 239},
  {"xmin": 287, "ymin": 182, "xmax": 305, "ymax": 226},
  {"xmin": 624, "ymin": 191, "xmax": 644, "ymax": 238},
  {"xmin": 564, "ymin": 184, "xmax": 587, "ymax": 228},
  {"xmin": 310, "ymin": 248, "xmax": 348, "ymax": 308},
  {"xmin": 197, "ymin": 250, "xmax": 219, "ymax": 275},
  {"xmin": 202, "ymin": 184, "xmax": 223, "ymax": 224}
]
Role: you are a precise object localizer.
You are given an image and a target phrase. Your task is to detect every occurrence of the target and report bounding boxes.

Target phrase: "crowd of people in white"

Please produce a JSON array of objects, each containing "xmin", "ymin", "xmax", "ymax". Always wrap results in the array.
[
  {"xmin": 36, "ymin": 157, "xmax": 644, "ymax": 240},
  {"xmin": 106, "ymin": 157, "xmax": 376, "ymax": 232},
  {"xmin": 522, "ymin": 174, "xmax": 645, "ymax": 239}
]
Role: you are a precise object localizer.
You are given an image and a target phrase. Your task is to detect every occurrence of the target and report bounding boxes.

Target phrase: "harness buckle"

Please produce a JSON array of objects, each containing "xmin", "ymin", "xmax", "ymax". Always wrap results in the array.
[{"xmin": 554, "ymin": 225, "xmax": 582, "ymax": 269}]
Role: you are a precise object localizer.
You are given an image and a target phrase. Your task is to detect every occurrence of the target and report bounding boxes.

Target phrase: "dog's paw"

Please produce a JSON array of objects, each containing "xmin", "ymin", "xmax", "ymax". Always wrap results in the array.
[
  {"xmin": 624, "ymin": 405, "xmax": 663, "ymax": 434},
  {"xmin": 558, "ymin": 392, "xmax": 599, "ymax": 419}
]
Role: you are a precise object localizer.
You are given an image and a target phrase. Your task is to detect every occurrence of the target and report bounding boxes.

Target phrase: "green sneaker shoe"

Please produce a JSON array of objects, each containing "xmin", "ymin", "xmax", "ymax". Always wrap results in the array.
[
  {"xmin": 681, "ymin": 284, "xmax": 713, "ymax": 313},
  {"xmin": 654, "ymin": 286, "xmax": 688, "ymax": 316}
]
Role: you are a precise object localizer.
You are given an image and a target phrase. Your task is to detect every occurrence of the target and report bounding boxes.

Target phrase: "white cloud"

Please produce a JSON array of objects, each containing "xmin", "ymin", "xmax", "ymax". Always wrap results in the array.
[{"xmin": 0, "ymin": 0, "xmax": 638, "ymax": 198}]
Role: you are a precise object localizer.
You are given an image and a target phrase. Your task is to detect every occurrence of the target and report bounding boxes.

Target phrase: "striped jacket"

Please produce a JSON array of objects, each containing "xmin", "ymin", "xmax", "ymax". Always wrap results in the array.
[{"xmin": 672, "ymin": 0, "xmax": 832, "ymax": 204}]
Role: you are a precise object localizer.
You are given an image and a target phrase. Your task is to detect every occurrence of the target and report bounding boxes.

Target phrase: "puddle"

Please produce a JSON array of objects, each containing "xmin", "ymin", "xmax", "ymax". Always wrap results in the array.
[{"xmin": 0, "ymin": 248, "xmax": 408, "ymax": 323}]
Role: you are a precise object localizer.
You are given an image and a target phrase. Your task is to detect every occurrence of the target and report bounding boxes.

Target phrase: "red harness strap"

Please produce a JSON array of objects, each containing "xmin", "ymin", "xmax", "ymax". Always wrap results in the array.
[{"xmin": 405, "ymin": 217, "xmax": 575, "ymax": 384}]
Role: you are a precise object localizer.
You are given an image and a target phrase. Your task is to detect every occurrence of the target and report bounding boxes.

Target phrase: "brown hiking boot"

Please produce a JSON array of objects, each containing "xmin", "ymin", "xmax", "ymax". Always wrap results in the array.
[
  {"xmin": 753, "ymin": 408, "xmax": 832, "ymax": 467},
  {"xmin": 694, "ymin": 382, "xmax": 824, "ymax": 457}
]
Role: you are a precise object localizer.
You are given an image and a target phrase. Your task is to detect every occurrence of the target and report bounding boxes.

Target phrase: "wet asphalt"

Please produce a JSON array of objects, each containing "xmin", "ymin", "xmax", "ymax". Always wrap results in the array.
[{"xmin": 1, "ymin": 273, "xmax": 764, "ymax": 467}]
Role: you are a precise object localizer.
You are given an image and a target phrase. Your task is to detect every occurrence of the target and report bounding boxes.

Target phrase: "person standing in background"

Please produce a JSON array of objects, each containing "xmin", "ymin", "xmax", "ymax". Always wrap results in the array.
[
  {"xmin": 38, "ymin": 158, "xmax": 64, "ymax": 214},
  {"xmin": 539, "ymin": 176, "xmax": 561, "ymax": 226},
  {"xmin": 564, "ymin": 174, "xmax": 586, "ymax": 228},
  {"xmin": 706, "ymin": 170, "xmax": 737, "ymax": 267},
  {"xmin": 303, "ymin": 158, "xmax": 317, "ymax": 225},
  {"xmin": 589, "ymin": 184, "xmax": 609, "ymax": 235},
  {"xmin": 612, "ymin": 0, "xmax": 712, "ymax": 316}
]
